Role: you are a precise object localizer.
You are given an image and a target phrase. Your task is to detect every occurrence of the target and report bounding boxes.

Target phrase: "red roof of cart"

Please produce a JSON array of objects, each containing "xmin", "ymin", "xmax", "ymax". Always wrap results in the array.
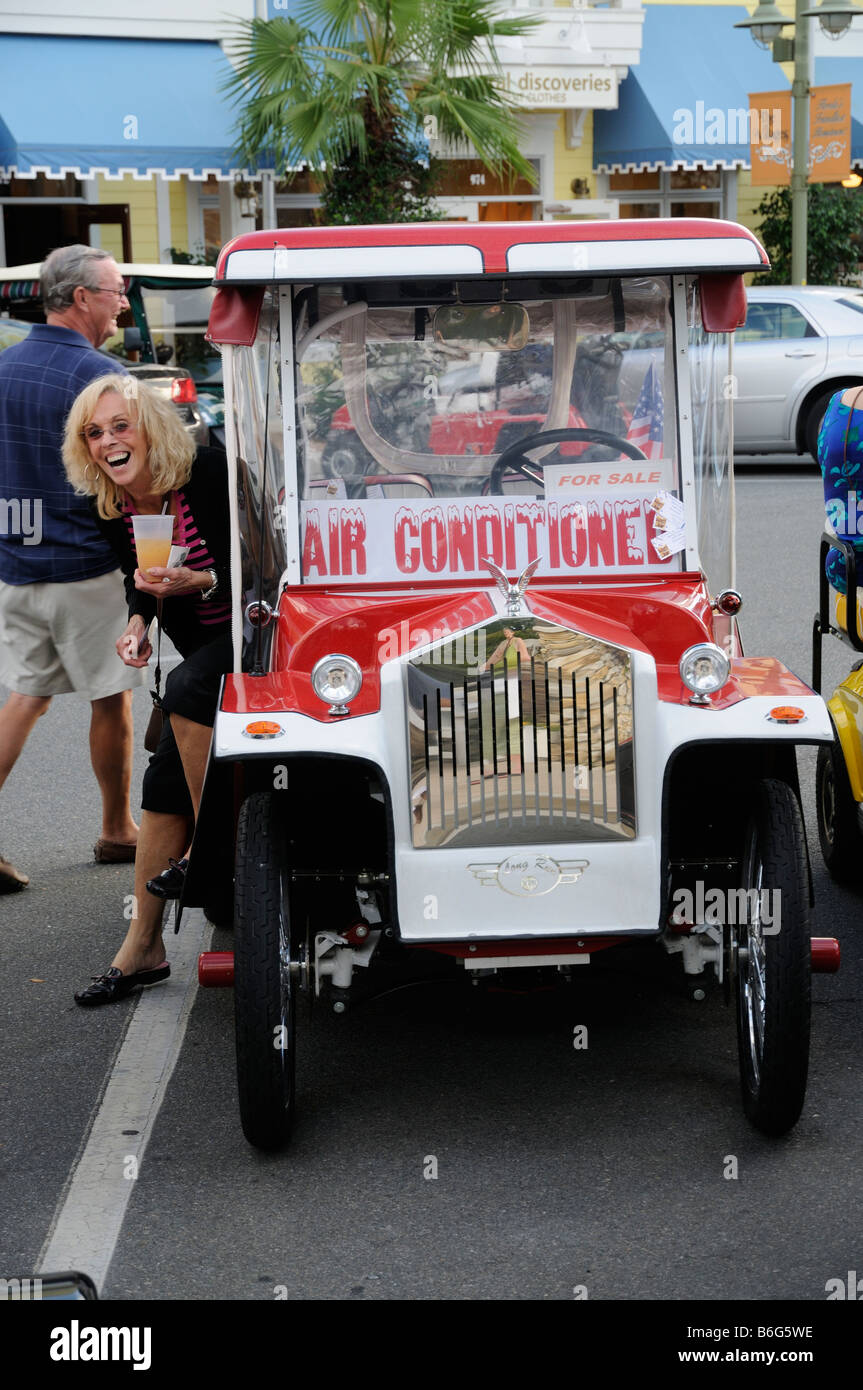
[{"xmin": 214, "ymin": 218, "xmax": 768, "ymax": 284}]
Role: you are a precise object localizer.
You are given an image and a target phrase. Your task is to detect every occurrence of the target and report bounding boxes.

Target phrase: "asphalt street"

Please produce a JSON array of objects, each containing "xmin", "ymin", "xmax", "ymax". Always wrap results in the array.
[{"xmin": 0, "ymin": 459, "xmax": 860, "ymax": 1308}]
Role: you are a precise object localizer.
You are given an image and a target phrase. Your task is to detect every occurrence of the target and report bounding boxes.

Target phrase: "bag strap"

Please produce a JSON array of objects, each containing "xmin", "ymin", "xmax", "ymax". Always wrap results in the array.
[
  {"xmin": 151, "ymin": 496, "xmax": 170, "ymax": 709},
  {"xmin": 152, "ymin": 598, "xmax": 163, "ymax": 708},
  {"xmin": 842, "ymin": 386, "xmax": 863, "ymax": 467}
]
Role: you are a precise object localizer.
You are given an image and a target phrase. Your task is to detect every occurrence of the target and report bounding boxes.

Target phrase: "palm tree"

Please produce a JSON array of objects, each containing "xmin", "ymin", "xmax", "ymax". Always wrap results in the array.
[{"xmin": 224, "ymin": 0, "xmax": 539, "ymax": 224}]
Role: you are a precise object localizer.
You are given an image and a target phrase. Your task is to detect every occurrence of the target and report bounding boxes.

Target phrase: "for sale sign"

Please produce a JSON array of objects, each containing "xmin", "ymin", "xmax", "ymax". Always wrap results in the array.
[{"xmin": 299, "ymin": 494, "xmax": 681, "ymax": 583}]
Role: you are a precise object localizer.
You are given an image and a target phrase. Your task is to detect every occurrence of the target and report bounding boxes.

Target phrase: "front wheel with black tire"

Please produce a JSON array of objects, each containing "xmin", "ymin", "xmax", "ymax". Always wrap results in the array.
[
  {"xmin": 816, "ymin": 737, "xmax": 862, "ymax": 883},
  {"xmin": 233, "ymin": 791, "xmax": 295, "ymax": 1151},
  {"xmin": 735, "ymin": 779, "xmax": 811, "ymax": 1137}
]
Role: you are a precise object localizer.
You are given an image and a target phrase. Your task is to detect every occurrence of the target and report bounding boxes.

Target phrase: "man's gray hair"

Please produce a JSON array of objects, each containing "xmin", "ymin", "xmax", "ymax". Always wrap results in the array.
[{"xmin": 41, "ymin": 245, "xmax": 115, "ymax": 312}]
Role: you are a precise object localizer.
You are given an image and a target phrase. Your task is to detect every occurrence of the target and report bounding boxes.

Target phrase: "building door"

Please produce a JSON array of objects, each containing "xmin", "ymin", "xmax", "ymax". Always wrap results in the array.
[
  {"xmin": 1, "ymin": 200, "xmax": 130, "ymax": 266},
  {"xmin": 75, "ymin": 206, "xmax": 132, "ymax": 261}
]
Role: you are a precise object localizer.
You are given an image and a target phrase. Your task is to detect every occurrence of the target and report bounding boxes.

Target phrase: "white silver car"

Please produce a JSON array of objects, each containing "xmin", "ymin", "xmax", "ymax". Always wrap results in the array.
[{"xmin": 734, "ymin": 286, "xmax": 863, "ymax": 458}]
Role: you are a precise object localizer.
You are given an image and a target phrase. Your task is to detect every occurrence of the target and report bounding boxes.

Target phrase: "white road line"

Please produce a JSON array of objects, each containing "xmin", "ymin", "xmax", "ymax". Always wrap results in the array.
[{"xmin": 37, "ymin": 909, "xmax": 211, "ymax": 1293}]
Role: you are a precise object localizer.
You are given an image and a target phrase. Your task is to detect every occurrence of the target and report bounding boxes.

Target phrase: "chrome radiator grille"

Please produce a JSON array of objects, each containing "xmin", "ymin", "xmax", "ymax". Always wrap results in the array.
[{"xmin": 408, "ymin": 618, "xmax": 635, "ymax": 849}]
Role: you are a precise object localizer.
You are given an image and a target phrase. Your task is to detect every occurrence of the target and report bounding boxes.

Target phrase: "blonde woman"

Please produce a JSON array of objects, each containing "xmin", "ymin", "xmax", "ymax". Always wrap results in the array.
[{"xmin": 63, "ymin": 374, "xmax": 232, "ymax": 1006}]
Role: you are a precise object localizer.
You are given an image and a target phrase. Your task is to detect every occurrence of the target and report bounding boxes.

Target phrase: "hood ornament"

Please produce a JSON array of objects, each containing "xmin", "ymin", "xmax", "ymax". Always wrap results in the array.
[{"xmin": 481, "ymin": 555, "xmax": 542, "ymax": 617}]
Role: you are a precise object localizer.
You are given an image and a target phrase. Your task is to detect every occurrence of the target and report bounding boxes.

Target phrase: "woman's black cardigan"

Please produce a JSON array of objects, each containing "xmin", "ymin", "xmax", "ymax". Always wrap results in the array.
[{"xmin": 90, "ymin": 446, "xmax": 232, "ymax": 657}]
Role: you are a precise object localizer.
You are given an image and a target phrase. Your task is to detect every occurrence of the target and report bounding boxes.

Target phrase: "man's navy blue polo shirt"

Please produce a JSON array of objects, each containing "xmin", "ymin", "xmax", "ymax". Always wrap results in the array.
[{"xmin": 0, "ymin": 323, "xmax": 120, "ymax": 584}]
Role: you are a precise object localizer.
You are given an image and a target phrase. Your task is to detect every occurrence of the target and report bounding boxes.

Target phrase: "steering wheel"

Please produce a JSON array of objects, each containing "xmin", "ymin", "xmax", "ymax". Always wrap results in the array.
[{"xmin": 488, "ymin": 427, "xmax": 648, "ymax": 495}]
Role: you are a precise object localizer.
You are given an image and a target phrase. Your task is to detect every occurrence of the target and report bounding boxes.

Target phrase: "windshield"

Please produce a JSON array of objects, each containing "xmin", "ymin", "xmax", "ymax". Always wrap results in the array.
[
  {"xmin": 101, "ymin": 283, "xmax": 222, "ymax": 388},
  {"xmin": 139, "ymin": 284, "xmax": 221, "ymax": 385},
  {"xmin": 289, "ymin": 276, "xmax": 680, "ymax": 584}
]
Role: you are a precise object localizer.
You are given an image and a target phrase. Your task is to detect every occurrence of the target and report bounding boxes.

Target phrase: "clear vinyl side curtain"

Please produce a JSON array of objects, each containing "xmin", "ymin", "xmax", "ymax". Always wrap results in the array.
[
  {"xmin": 687, "ymin": 279, "xmax": 733, "ymax": 596},
  {"xmin": 228, "ymin": 291, "xmax": 287, "ymax": 668}
]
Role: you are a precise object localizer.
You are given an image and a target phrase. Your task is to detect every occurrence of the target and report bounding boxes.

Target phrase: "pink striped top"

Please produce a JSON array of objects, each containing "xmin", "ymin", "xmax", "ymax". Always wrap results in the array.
[{"xmin": 123, "ymin": 488, "xmax": 231, "ymax": 628}]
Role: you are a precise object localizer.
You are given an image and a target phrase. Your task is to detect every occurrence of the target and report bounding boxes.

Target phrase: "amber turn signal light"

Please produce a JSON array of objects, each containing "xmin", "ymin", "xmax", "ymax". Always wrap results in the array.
[
  {"xmin": 242, "ymin": 720, "xmax": 283, "ymax": 739},
  {"xmin": 766, "ymin": 706, "xmax": 805, "ymax": 724}
]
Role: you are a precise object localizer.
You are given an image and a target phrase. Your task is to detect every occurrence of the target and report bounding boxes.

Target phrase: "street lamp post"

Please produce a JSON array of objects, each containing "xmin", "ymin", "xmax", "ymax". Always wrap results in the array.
[
  {"xmin": 791, "ymin": 0, "xmax": 810, "ymax": 284},
  {"xmin": 736, "ymin": 0, "xmax": 863, "ymax": 285}
]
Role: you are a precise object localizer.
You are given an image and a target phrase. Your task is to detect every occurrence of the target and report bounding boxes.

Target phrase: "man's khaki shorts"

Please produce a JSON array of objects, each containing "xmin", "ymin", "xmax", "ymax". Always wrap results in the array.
[{"xmin": 0, "ymin": 571, "xmax": 147, "ymax": 699}]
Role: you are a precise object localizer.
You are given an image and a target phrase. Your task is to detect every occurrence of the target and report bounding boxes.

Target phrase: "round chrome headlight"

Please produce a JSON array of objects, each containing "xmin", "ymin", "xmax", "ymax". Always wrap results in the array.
[
  {"xmin": 311, "ymin": 654, "xmax": 362, "ymax": 713},
  {"xmin": 679, "ymin": 643, "xmax": 730, "ymax": 696}
]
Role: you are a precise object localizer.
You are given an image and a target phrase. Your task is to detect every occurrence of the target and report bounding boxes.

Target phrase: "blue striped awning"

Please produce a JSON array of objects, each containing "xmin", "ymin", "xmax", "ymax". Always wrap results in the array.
[
  {"xmin": 594, "ymin": 6, "xmax": 791, "ymax": 173},
  {"xmin": 0, "ymin": 35, "xmax": 243, "ymax": 179}
]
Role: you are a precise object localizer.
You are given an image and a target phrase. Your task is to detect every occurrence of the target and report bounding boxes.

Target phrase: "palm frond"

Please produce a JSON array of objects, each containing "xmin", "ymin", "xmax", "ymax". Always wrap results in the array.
[{"xmin": 225, "ymin": 2, "xmax": 538, "ymax": 202}]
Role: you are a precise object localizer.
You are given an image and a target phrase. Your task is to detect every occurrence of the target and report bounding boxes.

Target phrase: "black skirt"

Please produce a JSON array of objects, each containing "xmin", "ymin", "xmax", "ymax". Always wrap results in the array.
[{"xmin": 141, "ymin": 630, "xmax": 233, "ymax": 816}]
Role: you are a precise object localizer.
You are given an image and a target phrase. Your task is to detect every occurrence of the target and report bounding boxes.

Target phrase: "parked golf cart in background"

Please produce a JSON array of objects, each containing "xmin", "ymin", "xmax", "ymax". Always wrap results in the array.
[
  {"xmin": 191, "ymin": 219, "xmax": 840, "ymax": 1151},
  {"xmin": 0, "ymin": 260, "xmax": 224, "ymax": 445}
]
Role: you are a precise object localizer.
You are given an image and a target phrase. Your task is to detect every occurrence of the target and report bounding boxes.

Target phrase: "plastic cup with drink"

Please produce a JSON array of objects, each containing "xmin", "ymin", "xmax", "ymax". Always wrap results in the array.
[{"xmin": 132, "ymin": 514, "xmax": 174, "ymax": 579}]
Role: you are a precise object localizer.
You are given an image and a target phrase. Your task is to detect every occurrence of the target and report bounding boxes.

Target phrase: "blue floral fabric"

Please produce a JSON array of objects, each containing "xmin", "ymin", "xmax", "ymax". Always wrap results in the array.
[{"xmin": 818, "ymin": 389, "xmax": 863, "ymax": 594}]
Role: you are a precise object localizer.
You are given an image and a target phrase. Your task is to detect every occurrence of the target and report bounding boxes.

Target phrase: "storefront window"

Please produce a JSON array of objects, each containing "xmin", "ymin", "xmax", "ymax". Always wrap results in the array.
[
  {"xmin": 0, "ymin": 174, "xmax": 81, "ymax": 198},
  {"xmin": 276, "ymin": 206, "xmax": 323, "ymax": 228},
  {"xmin": 618, "ymin": 202, "xmax": 661, "ymax": 219},
  {"xmin": 604, "ymin": 166, "xmax": 727, "ymax": 222},
  {"xmin": 436, "ymin": 160, "xmax": 537, "ymax": 198},
  {"xmin": 202, "ymin": 206, "xmax": 222, "ymax": 252},
  {"xmin": 670, "ymin": 168, "xmax": 722, "ymax": 190},
  {"xmin": 671, "ymin": 201, "xmax": 721, "ymax": 219},
  {"xmin": 609, "ymin": 171, "xmax": 661, "ymax": 192}
]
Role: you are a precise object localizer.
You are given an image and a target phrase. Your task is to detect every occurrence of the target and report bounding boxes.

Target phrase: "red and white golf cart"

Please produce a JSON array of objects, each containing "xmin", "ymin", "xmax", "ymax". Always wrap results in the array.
[{"xmin": 191, "ymin": 219, "xmax": 839, "ymax": 1150}]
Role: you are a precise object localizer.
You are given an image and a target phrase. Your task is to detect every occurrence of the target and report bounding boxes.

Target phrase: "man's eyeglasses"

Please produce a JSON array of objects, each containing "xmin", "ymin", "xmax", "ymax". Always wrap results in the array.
[
  {"xmin": 87, "ymin": 286, "xmax": 128, "ymax": 301},
  {"xmin": 80, "ymin": 420, "xmax": 133, "ymax": 442}
]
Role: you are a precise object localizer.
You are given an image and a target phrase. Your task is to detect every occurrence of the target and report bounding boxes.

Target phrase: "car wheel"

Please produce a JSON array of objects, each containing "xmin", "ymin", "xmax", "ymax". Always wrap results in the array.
[
  {"xmin": 735, "ymin": 779, "xmax": 810, "ymax": 1137},
  {"xmin": 816, "ymin": 738, "xmax": 861, "ymax": 883},
  {"xmin": 804, "ymin": 386, "xmax": 848, "ymax": 461},
  {"xmin": 321, "ymin": 432, "xmax": 375, "ymax": 480},
  {"xmin": 233, "ymin": 791, "xmax": 296, "ymax": 1151}
]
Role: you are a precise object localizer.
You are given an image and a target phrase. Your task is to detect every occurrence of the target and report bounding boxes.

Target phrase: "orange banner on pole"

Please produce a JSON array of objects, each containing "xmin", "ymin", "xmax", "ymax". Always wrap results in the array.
[
  {"xmin": 749, "ymin": 85, "xmax": 851, "ymax": 186},
  {"xmin": 749, "ymin": 91, "xmax": 791, "ymax": 186},
  {"xmin": 808, "ymin": 83, "xmax": 851, "ymax": 184}
]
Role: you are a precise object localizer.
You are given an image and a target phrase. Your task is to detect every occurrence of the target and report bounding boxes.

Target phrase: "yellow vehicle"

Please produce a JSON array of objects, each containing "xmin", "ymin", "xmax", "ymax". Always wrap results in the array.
[{"xmin": 813, "ymin": 530, "xmax": 863, "ymax": 880}]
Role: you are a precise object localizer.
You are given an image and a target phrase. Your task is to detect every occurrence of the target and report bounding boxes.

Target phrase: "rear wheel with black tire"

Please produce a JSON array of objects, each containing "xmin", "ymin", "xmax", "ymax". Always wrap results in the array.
[
  {"xmin": 735, "ymin": 779, "xmax": 811, "ymax": 1137},
  {"xmin": 804, "ymin": 385, "xmax": 853, "ymax": 461},
  {"xmin": 816, "ymin": 737, "xmax": 862, "ymax": 883},
  {"xmin": 233, "ymin": 791, "xmax": 295, "ymax": 1151}
]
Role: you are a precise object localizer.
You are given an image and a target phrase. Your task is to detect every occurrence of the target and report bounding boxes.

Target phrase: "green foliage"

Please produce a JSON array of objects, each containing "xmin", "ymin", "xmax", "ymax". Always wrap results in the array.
[
  {"xmin": 223, "ymin": 0, "xmax": 539, "ymax": 224},
  {"xmin": 322, "ymin": 132, "xmax": 441, "ymax": 224},
  {"xmin": 753, "ymin": 185, "xmax": 863, "ymax": 285},
  {"xmin": 169, "ymin": 244, "xmax": 220, "ymax": 267}
]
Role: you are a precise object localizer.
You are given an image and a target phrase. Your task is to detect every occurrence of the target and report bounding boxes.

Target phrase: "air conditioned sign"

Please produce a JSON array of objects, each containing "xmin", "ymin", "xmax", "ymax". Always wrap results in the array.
[{"xmin": 299, "ymin": 496, "xmax": 677, "ymax": 583}]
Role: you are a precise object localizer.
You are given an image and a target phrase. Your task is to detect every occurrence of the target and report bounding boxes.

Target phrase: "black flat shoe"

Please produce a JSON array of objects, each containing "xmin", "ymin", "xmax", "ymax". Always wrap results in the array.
[
  {"xmin": 145, "ymin": 857, "xmax": 188, "ymax": 900},
  {"xmin": 0, "ymin": 853, "xmax": 28, "ymax": 892},
  {"xmin": 74, "ymin": 962, "xmax": 170, "ymax": 1008}
]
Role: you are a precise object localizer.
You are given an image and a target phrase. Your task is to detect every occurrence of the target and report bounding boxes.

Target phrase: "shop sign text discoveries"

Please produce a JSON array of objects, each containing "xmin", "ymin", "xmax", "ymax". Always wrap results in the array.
[{"xmin": 300, "ymin": 490, "xmax": 678, "ymax": 582}]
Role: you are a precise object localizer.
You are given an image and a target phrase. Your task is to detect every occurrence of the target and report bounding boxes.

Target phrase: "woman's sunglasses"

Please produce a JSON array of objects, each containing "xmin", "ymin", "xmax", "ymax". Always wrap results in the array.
[{"xmin": 80, "ymin": 419, "xmax": 133, "ymax": 442}]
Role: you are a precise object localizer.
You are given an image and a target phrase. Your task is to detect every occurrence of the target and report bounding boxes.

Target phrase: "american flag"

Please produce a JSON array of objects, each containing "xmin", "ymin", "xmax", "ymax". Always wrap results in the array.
[{"xmin": 626, "ymin": 361, "xmax": 664, "ymax": 460}]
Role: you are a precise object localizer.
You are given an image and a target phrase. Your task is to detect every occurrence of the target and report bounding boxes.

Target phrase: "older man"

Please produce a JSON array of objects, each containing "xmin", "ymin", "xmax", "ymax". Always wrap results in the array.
[{"xmin": 0, "ymin": 244, "xmax": 144, "ymax": 891}]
